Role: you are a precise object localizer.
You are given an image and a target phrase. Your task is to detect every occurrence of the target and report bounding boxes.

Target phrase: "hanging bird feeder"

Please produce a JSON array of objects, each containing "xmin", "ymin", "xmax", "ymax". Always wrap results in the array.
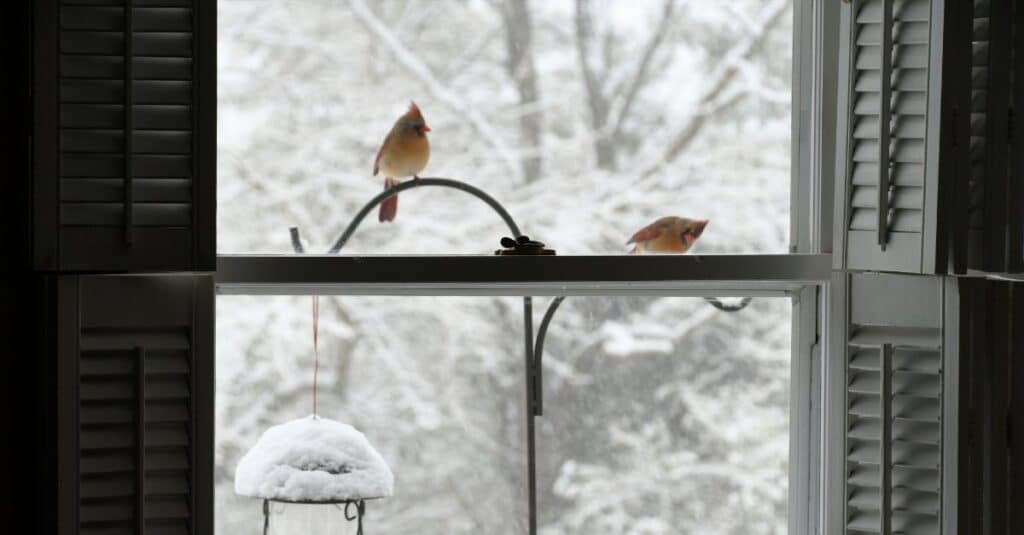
[
  {"xmin": 235, "ymin": 416, "xmax": 394, "ymax": 534},
  {"xmin": 236, "ymin": 298, "xmax": 393, "ymax": 534}
]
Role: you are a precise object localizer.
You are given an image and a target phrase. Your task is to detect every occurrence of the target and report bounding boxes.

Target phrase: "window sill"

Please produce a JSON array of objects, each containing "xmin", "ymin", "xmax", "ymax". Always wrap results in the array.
[{"xmin": 215, "ymin": 254, "xmax": 831, "ymax": 296}]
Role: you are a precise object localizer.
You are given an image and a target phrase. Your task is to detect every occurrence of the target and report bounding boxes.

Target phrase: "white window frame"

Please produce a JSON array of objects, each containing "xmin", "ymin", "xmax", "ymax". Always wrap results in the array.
[{"xmin": 213, "ymin": 2, "xmax": 840, "ymax": 533}]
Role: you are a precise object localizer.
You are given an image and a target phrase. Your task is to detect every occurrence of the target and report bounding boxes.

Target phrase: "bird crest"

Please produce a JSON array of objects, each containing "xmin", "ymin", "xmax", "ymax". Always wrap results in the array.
[{"xmin": 406, "ymin": 101, "xmax": 424, "ymax": 120}]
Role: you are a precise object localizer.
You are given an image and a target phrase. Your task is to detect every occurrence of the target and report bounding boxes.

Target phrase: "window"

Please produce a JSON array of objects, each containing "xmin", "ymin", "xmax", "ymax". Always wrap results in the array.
[
  {"xmin": 214, "ymin": 1, "xmax": 830, "ymax": 534},
  {"xmin": 217, "ymin": 0, "xmax": 795, "ymax": 255}
]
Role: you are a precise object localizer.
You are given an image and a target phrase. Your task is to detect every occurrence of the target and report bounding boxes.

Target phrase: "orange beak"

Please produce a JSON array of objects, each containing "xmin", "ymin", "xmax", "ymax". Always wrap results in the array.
[
  {"xmin": 421, "ymin": 124, "xmax": 431, "ymax": 133},
  {"xmin": 692, "ymin": 220, "xmax": 708, "ymax": 238}
]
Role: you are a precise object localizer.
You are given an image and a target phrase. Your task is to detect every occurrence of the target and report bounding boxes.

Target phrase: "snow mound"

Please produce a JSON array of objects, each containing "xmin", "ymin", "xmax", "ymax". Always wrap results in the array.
[{"xmin": 235, "ymin": 416, "xmax": 394, "ymax": 502}]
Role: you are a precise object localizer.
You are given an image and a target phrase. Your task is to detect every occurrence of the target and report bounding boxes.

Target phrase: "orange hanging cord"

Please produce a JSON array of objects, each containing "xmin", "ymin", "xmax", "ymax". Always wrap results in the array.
[{"xmin": 312, "ymin": 295, "xmax": 320, "ymax": 417}]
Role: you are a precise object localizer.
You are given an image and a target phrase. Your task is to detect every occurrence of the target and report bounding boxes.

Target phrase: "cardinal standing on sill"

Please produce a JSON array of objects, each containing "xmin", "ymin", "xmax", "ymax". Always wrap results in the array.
[{"xmin": 627, "ymin": 216, "xmax": 709, "ymax": 254}]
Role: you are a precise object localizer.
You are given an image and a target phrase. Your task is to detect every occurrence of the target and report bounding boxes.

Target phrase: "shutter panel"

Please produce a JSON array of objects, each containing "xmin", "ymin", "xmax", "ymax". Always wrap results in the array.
[
  {"xmin": 1010, "ymin": 3, "xmax": 1024, "ymax": 272},
  {"xmin": 1011, "ymin": 283, "xmax": 1024, "ymax": 533},
  {"xmin": 966, "ymin": 0, "xmax": 989, "ymax": 267},
  {"xmin": 966, "ymin": 0, "xmax": 1013, "ymax": 273},
  {"xmin": 33, "ymin": 0, "xmax": 215, "ymax": 272},
  {"xmin": 952, "ymin": 279, "xmax": 1016, "ymax": 533},
  {"xmin": 57, "ymin": 275, "xmax": 213, "ymax": 535},
  {"xmin": 834, "ymin": 0, "xmax": 962, "ymax": 273},
  {"xmin": 840, "ymin": 273, "xmax": 949, "ymax": 534}
]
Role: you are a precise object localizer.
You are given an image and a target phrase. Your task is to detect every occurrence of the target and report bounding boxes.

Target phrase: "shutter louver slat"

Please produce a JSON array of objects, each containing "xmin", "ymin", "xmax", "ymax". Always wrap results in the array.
[
  {"xmin": 146, "ymin": 497, "xmax": 190, "ymax": 519},
  {"xmin": 82, "ymin": 403, "xmax": 135, "ymax": 426},
  {"xmin": 81, "ymin": 451, "xmax": 135, "ymax": 475},
  {"xmin": 62, "ymin": 32, "xmax": 125, "ymax": 55},
  {"xmin": 60, "ymin": 130, "xmax": 192, "ymax": 154},
  {"xmin": 61, "ymin": 203, "xmax": 191, "ymax": 227},
  {"xmin": 81, "ymin": 472, "xmax": 136, "ymax": 499},
  {"xmin": 62, "ymin": 7, "xmax": 124, "ymax": 31},
  {"xmin": 62, "ymin": 178, "xmax": 192, "ymax": 203},
  {"xmin": 80, "ymin": 526, "xmax": 136, "ymax": 535},
  {"xmin": 80, "ymin": 500, "xmax": 136, "ymax": 523},
  {"xmin": 60, "ymin": 56, "xmax": 194, "ymax": 81},
  {"xmin": 133, "ymin": 33, "xmax": 192, "ymax": 57}
]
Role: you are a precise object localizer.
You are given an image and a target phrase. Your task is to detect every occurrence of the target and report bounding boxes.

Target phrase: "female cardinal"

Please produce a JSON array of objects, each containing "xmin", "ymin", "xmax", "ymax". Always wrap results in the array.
[
  {"xmin": 373, "ymin": 102, "xmax": 432, "ymax": 222},
  {"xmin": 627, "ymin": 216, "xmax": 708, "ymax": 254}
]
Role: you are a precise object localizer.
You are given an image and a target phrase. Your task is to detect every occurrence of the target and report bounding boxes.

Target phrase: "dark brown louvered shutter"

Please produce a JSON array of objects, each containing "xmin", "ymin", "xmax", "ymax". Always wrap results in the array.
[
  {"xmin": 836, "ymin": 273, "xmax": 955, "ymax": 535},
  {"xmin": 1010, "ymin": 2, "xmax": 1024, "ymax": 272},
  {"xmin": 33, "ymin": 0, "xmax": 215, "ymax": 272},
  {"xmin": 965, "ymin": 0, "xmax": 1013, "ymax": 273},
  {"xmin": 1011, "ymin": 283, "xmax": 1024, "ymax": 533},
  {"xmin": 833, "ymin": 0, "xmax": 964, "ymax": 274},
  {"xmin": 57, "ymin": 275, "xmax": 213, "ymax": 535},
  {"xmin": 950, "ymin": 278, "xmax": 1018, "ymax": 533}
]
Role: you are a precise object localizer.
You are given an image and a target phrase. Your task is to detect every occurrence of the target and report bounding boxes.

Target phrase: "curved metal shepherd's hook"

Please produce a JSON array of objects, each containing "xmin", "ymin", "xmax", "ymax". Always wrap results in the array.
[{"xmin": 289, "ymin": 176, "xmax": 750, "ymax": 535}]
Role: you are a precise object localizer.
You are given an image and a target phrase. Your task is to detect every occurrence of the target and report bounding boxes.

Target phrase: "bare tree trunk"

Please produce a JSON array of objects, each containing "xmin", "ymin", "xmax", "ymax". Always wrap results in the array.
[
  {"xmin": 502, "ymin": 0, "xmax": 544, "ymax": 182},
  {"xmin": 574, "ymin": 0, "xmax": 617, "ymax": 171},
  {"xmin": 575, "ymin": 0, "xmax": 676, "ymax": 172}
]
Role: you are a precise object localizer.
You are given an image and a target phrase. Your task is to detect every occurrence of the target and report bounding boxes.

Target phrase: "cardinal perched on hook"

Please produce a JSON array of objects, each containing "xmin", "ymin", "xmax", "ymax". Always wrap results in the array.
[
  {"xmin": 627, "ymin": 216, "xmax": 708, "ymax": 254},
  {"xmin": 373, "ymin": 101, "xmax": 432, "ymax": 222}
]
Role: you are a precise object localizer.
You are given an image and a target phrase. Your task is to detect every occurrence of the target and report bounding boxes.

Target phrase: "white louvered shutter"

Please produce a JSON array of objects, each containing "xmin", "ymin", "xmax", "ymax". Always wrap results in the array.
[
  {"xmin": 833, "ymin": 0, "xmax": 961, "ymax": 274},
  {"xmin": 841, "ymin": 273, "xmax": 949, "ymax": 535},
  {"xmin": 57, "ymin": 275, "xmax": 213, "ymax": 535},
  {"xmin": 33, "ymin": 0, "xmax": 215, "ymax": 272}
]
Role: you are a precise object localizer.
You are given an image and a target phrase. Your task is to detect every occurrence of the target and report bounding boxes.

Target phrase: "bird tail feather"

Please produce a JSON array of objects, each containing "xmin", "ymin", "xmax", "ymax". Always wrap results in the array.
[{"xmin": 379, "ymin": 178, "xmax": 399, "ymax": 222}]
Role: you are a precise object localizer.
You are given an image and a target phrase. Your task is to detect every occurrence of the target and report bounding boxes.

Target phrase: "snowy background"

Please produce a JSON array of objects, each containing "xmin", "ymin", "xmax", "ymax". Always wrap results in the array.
[{"xmin": 216, "ymin": 1, "xmax": 793, "ymax": 533}]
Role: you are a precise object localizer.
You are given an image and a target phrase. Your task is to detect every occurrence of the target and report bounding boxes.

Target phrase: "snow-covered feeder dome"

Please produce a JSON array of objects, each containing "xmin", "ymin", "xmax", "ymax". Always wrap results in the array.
[{"xmin": 235, "ymin": 416, "xmax": 394, "ymax": 502}]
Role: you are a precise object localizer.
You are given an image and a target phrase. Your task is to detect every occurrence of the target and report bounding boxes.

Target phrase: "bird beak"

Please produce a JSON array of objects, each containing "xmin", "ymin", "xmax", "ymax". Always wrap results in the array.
[
  {"xmin": 692, "ymin": 220, "xmax": 708, "ymax": 238},
  {"xmin": 421, "ymin": 124, "xmax": 431, "ymax": 133}
]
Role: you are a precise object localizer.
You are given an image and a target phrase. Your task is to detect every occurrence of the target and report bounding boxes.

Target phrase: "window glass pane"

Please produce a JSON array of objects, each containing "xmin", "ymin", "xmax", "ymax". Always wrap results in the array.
[
  {"xmin": 218, "ymin": 1, "xmax": 793, "ymax": 254},
  {"xmin": 216, "ymin": 296, "xmax": 530, "ymax": 533},
  {"xmin": 215, "ymin": 295, "xmax": 790, "ymax": 533},
  {"xmin": 536, "ymin": 297, "xmax": 791, "ymax": 533}
]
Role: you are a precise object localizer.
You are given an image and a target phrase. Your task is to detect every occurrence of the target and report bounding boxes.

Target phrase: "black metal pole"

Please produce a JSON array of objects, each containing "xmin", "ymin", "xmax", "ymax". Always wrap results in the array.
[
  {"xmin": 532, "ymin": 296, "xmax": 564, "ymax": 416},
  {"xmin": 262, "ymin": 499, "xmax": 270, "ymax": 535},
  {"xmin": 322, "ymin": 177, "xmax": 521, "ymax": 253},
  {"xmin": 290, "ymin": 177, "xmax": 539, "ymax": 534},
  {"xmin": 523, "ymin": 297, "xmax": 537, "ymax": 535}
]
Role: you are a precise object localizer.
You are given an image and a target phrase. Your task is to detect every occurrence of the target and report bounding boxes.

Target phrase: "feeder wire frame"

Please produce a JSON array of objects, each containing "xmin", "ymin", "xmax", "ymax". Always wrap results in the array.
[{"xmin": 262, "ymin": 498, "xmax": 367, "ymax": 535}]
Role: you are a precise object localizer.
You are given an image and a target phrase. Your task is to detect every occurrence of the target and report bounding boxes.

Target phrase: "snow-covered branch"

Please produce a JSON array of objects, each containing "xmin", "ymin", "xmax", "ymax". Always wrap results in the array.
[
  {"xmin": 347, "ymin": 0, "xmax": 521, "ymax": 178},
  {"xmin": 640, "ymin": 0, "xmax": 790, "ymax": 178},
  {"xmin": 608, "ymin": 0, "xmax": 677, "ymax": 141}
]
